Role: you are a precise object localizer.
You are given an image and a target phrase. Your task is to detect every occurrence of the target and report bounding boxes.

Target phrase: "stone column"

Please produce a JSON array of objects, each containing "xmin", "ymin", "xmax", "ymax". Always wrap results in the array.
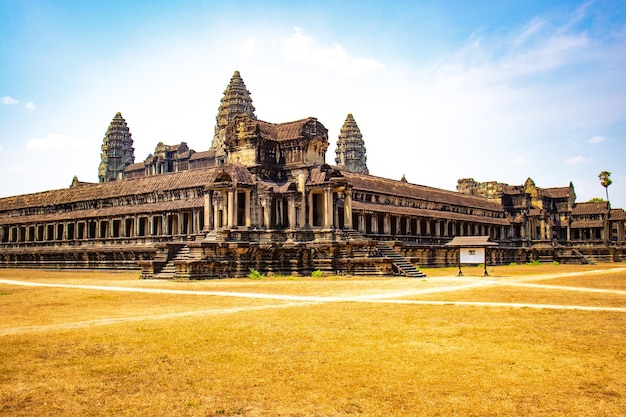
[
  {"xmin": 307, "ymin": 191, "xmax": 314, "ymax": 227},
  {"xmin": 288, "ymin": 196, "xmax": 296, "ymax": 228},
  {"xmin": 204, "ymin": 192, "xmax": 212, "ymax": 231},
  {"xmin": 245, "ymin": 190, "xmax": 251, "ymax": 227},
  {"xmin": 344, "ymin": 190, "xmax": 352, "ymax": 229},
  {"xmin": 263, "ymin": 199, "xmax": 271, "ymax": 228},
  {"xmin": 227, "ymin": 188, "xmax": 235, "ymax": 228},
  {"xmin": 323, "ymin": 188, "xmax": 332, "ymax": 228}
]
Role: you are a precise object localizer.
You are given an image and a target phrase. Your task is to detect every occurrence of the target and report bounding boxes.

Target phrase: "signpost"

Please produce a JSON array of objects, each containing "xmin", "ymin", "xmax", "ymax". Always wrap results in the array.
[{"xmin": 446, "ymin": 236, "xmax": 498, "ymax": 277}]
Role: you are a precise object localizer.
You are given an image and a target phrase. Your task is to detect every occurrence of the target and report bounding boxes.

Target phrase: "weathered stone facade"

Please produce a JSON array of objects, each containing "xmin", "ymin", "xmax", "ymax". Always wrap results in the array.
[{"xmin": 0, "ymin": 71, "xmax": 624, "ymax": 277}]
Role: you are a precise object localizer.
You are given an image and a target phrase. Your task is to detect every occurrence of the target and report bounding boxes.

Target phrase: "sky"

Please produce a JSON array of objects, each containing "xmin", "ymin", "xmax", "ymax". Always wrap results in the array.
[{"xmin": 1, "ymin": 0, "xmax": 625, "ymax": 208}]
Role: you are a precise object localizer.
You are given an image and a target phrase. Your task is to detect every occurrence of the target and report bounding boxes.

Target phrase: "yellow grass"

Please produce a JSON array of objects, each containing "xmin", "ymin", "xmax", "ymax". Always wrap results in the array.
[{"xmin": 1, "ymin": 265, "xmax": 625, "ymax": 416}]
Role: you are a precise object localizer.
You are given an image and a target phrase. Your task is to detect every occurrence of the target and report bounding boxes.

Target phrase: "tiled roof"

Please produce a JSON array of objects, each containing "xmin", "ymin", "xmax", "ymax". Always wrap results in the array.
[
  {"xmin": 541, "ymin": 187, "xmax": 571, "ymax": 199},
  {"xmin": 0, "ymin": 198, "xmax": 204, "ymax": 225},
  {"xmin": 125, "ymin": 162, "xmax": 145, "ymax": 171},
  {"xmin": 502, "ymin": 185, "xmax": 525, "ymax": 195},
  {"xmin": 351, "ymin": 201, "xmax": 509, "ymax": 225},
  {"xmin": 189, "ymin": 149, "xmax": 215, "ymax": 160},
  {"xmin": 339, "ymin": 169, "xmax": 505, "ymax": 212},
  {"xmin": 610, "ymin": 209, "xmax": 626, "ymax": 220},
  {"xmin": 572, "ymin": 202, "xmax": 609, "ymax": 215},
  {"xmin": 255, "ymin": 118, "xmax": 322, "ymax": 142},
  {"xmin": 446, "ymin": 236, "xmax": 498, "ymax": 246},
  {"xmin": 0, "ymin": 164, "xmax": 254, "ymax": 212}
]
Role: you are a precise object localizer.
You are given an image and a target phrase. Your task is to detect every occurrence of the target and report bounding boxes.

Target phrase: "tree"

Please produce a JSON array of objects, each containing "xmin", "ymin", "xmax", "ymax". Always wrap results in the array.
[{"xmin": 598, "ymin": 171, "xmax": 612, "ymax": 205}]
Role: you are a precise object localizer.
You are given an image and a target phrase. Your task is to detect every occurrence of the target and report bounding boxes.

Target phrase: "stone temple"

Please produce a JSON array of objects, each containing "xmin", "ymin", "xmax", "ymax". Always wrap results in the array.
[{"xmin": 0, "ymin": 71, "xmax": 624, "ymax": 278}]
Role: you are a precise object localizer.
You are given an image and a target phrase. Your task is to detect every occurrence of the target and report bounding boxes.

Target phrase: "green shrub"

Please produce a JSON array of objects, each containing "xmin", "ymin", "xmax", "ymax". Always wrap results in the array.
[
  {"xmin": 509, "ymin": 262, "xmax": 518, "ymax": 266},
  {"xmin": 552, "ymin": 260, "xmax": 560, "ymax": 266},
  {"xmin": 311, "ymin": 269, "xmax": 323, "ymax": 278},
  {"xmin": 526, "ymin": 259, "xmax": 542, "ymax": 266},
  {"xmin": 248, "ymin": 268, "xmax": 265, "ymax": 279}
]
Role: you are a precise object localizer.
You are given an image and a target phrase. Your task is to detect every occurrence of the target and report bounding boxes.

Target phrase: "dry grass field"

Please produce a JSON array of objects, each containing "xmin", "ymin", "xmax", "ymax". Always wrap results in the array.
[{"xmin": 0, "ymin": 264, "xmax": 625, "ymax": 416}]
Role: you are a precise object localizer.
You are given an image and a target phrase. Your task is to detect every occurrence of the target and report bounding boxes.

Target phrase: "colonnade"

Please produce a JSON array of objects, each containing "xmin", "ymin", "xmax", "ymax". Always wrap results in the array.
[
  {"xmin": 0, "ymin": 209, "xmax": 205, "ymax": 244},
  {"xmin": 352, "ymin": 211, "xmax": 508, "ymax": 241},
  {"xmin": 1, "ymin": 181, "xmax": 522, "ymax": 246}
]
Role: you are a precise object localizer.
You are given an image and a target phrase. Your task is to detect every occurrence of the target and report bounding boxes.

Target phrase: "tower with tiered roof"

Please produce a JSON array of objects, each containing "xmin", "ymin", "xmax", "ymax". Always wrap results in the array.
[
  {"xmin": 335, "ymin": 113, "xmax": 368, "ymax": 174},
  {"xmin": 212, "ymin": 70, "xmax": 256, "ymax": 159},
  {"xmin": 98, "ymin": 112, "xmax": 135, "ymax": 182}
]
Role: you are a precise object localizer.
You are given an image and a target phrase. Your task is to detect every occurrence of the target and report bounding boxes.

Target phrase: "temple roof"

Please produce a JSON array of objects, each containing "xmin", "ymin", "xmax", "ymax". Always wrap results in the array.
[
  {"xmin": 609, "ymin": 209, "xmax": 626, "ymax": 220},
  {"xmin": 571, "ymin": 202, "xmax": 609, "ymax": 215},
  {"xmin": 337, "ymin": 168, "xmax": 505, "ymax": 213},
  {"xmin": 351, "ymin": 201, "xmax": 509, "ymax": 225},
  {"xmin": 541, "ymin": 187, "xmax": 572, "ymax": 199},
  {"xmin": 0, "ymin": 164, "xmax": 255, "ymax": 213},
  {"xmin": 253, "ymin": 118, "xmax": 326, "ymax": 142}
]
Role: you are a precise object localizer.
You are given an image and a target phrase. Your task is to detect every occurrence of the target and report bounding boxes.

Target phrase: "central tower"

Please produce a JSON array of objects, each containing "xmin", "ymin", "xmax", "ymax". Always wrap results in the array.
[{"xmin": 212, "ymin": 70, "xmax": 256, "ymax": 159}]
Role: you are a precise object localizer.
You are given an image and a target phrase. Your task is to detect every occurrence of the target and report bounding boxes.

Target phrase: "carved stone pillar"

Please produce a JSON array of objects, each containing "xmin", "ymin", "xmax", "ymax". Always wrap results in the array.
[
  {"xmin": 263, "ymin": 198, "xmax": 271, "ymax": 228},
  {"xmin": 323, "ymin": 188, "xmax": 332, "ymax": 228},
  {"xmin": 307, "ymin": 191, "xmax": 313, "ymax": 227},
  {"xmin": 227, "ymin": 188, "xmax": 235, "ymax": 228},
  {"xmin": 204, "ymin": 193, "xmax": 212, "ymax": 231},
  {"xmin": 245, "ymin": 190, "xmax": 251, "ymax": 227},
  {"xmin": 288, "ymin": 196, "xmax": 296, "ymax": 228},
  {"xmin": 343, "ymin": 190, "xmax": 352, "ymax": 230}
]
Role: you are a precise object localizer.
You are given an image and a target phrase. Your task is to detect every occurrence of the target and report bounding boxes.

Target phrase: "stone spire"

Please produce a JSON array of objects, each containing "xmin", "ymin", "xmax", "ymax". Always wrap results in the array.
[
  {"xmin": 335, "ymin": 113, "xmax": 369, "ymax": 174},
  {"xmin": 98, "ymin": 112, "xmax": 135, "ymax": 182},
  {"xmin": 212, "ymin": 70, "xmax": 256, "ymax": 157}
]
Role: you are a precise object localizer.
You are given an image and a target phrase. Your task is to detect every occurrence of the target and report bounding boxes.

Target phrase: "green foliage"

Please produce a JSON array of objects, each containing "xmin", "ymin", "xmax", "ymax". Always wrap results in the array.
[
  {"xmin": 527, "ymin": 259, "xmax": 542, "ymax": 266},
  {"xmin": 598, "ymin": 171, "xmax": 612, "ymax": 203},
  {"xmin": 552, "ymin": 260, "xmax": 560, "ymax": 266},
  {"xmin": 247, "ymin": 268, "xmax": 265, "ymax": 279},
  {"xmin": 311, "ymin": 269, "xmax": 323, "ymax": 278},
  {"xmin": 476, "ymin": 263, "xmax": 485, "ymax": 268},
  {"xmin": 588, "ymin": 197, "xmax": 606, "ymax": 203},
  {"xmin": 508, "ymin": 262, "xmax": 518, "ymax": 266}
]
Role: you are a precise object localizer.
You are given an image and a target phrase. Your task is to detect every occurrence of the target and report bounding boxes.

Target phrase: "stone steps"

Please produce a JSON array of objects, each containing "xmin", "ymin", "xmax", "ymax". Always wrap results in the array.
[
  {"xmin": 154, "ymin": 245, "xmax": 193, "ymax": 278},
  {"xmin": 376, "ymin": 242, "xmax": 426, "ymax": 278}
]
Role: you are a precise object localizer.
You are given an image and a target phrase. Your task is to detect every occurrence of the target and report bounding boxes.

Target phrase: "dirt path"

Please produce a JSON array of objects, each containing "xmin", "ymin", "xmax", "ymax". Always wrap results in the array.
[{"xmin": 1, "ymin": 270, "xmax": 625, "ymax": 335}]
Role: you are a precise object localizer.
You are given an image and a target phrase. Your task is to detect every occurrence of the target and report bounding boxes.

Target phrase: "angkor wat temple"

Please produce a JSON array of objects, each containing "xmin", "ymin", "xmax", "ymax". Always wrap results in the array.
[{"xmin": 1, "ymin": 71, "xmax": 624, "ymax": 278}]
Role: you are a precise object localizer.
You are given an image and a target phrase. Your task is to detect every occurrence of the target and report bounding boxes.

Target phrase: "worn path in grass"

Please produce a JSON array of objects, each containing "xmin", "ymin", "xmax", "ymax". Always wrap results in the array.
[{"xmin": 1, "ymin": 268, "xmax": 626, "ymax": 336}]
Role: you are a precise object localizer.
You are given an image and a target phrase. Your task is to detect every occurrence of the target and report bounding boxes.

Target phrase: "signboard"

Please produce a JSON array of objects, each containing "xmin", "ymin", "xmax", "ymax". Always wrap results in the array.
[{"xmin": 459, "ymin": 247, "xmax": 485, "ymax": 264}]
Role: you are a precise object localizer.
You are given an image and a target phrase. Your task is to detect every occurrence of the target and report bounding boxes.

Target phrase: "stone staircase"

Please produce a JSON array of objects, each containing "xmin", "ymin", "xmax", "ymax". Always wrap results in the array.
[
  {"xmin": 376, "ymin": 241, "xmax": 426, "ymax": 278},
  {"xmin": 155, "ymin": 245, "xmax": 191, "ymax": 279}
]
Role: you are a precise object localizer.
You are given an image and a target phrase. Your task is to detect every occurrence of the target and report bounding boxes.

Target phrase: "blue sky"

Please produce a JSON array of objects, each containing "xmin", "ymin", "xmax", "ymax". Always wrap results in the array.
[{"xmin": 1, "ymin": 0, "xmax": 625, "ymax": 208}]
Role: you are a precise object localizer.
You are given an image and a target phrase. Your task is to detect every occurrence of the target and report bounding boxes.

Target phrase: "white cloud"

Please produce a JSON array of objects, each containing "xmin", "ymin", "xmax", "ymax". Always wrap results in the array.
[
  {"xmin": 589, "ymin": 135, "xmax": 606, "ymax": 144},
  {"xmin": 26, "ymin": 134, "xmax": 89, "ymax": 152},
  {"xmin": 280, "ymin": 27, "xmax": 386, "ymax": 76},
  {"xmin": 2, "ymin": 96, "xmax": 19, "ymax": 105},
  {"xmin": 25, "ymin": 101, "xmax": 36, "ymax": 110},
  {"xmin": 564, "ymin": 155, "xmax": 591, "ymax": 165},
  {"xmin": 240, "ymin": 37, "xmax": 256, "ymax": 57}
]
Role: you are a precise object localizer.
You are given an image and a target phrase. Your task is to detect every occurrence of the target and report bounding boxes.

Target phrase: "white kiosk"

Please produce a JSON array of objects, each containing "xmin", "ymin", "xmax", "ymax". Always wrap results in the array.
[{"xmin": 446, "ymin": 236, "xmax": 498, "ymax": 277}]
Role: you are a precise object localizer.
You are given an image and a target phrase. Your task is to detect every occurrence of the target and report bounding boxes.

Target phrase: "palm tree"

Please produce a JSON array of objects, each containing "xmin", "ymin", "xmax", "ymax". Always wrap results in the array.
[{"xmin": 598, "ymin": 171, "xmax": 612, "ymax": 205}]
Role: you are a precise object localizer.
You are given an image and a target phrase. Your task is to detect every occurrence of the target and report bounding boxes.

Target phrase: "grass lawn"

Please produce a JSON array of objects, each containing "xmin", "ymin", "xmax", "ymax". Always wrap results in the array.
[{"xmin": 0, "ymin": 264, "xmax": 624, "ymax": 416}]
